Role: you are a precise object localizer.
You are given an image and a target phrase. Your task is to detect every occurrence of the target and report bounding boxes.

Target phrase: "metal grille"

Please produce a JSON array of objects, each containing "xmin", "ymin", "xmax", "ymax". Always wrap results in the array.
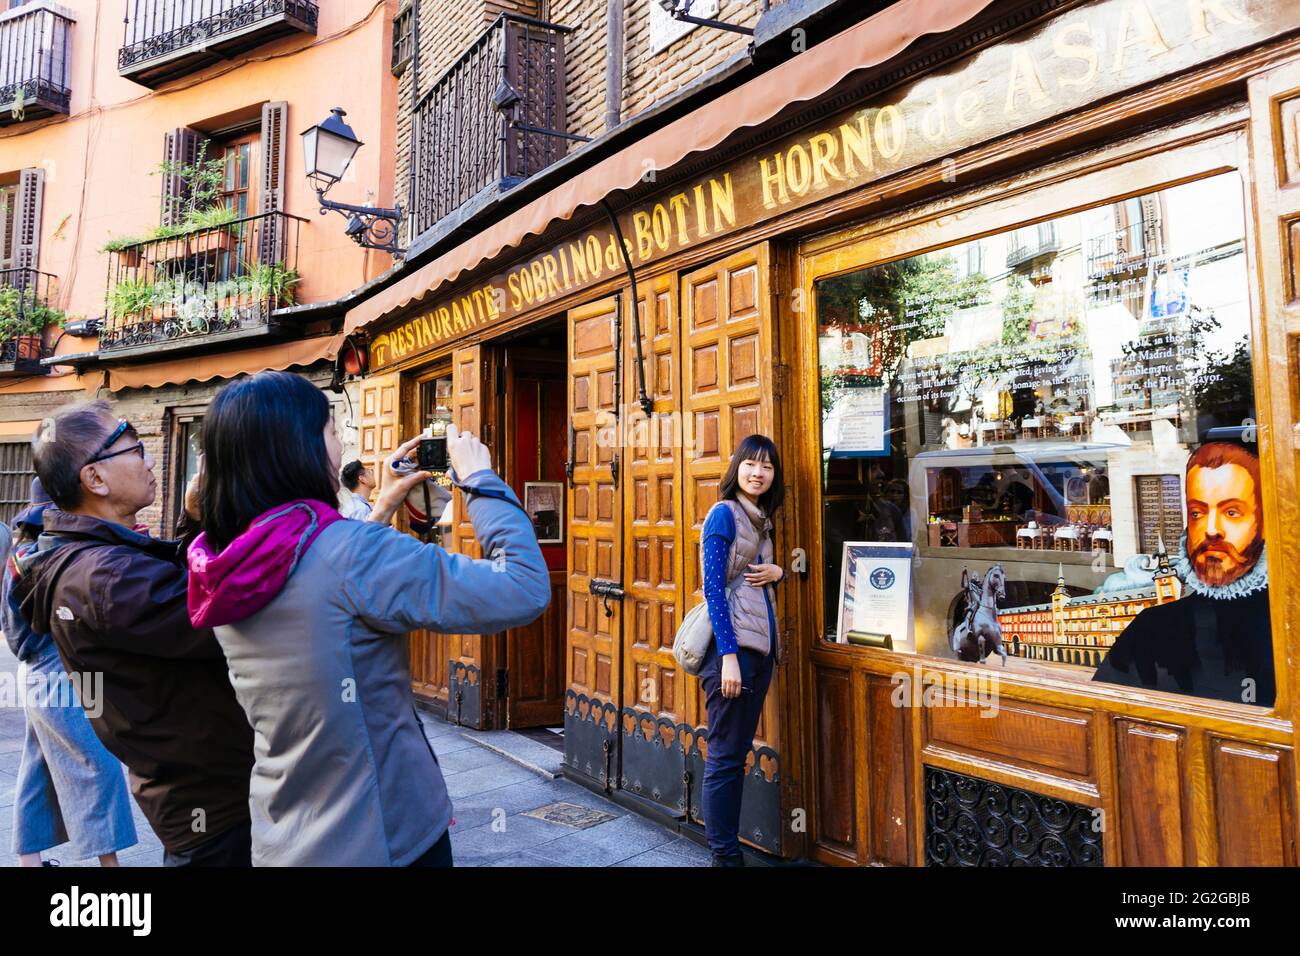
[
  {"xmin": 925, "ymin": 766, "xmax": 1103, "ymax": 866},
  {"xmin": 407, "ymin": 14, "xmax": 569, "ymax": 240},
  {"xmin": 0, "ymin": 439, "xmax": 35, "ymax": 526},
  {"xmin": 100, "ymin": 209, "xmax": 306, "ymax": 353},
  {"xmin": 0, "ymin": 5, "xmax": 73, "ymax": 117},
  {"xmin": 118, "ymin": 0, "xmax": 319, "ymax": 69}
]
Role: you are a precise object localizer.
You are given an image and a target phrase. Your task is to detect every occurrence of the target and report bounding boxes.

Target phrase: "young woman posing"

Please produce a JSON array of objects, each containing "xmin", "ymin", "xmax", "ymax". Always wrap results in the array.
[{"xmin": 698, "ymin": 434, "xmax": 786, "ymax": 867}]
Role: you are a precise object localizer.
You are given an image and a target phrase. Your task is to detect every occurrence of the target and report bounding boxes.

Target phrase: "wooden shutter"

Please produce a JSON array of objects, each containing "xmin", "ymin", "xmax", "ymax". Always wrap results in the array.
[
  {"xmin": 257, "ymin": 101, "xmax": 288, "ymax": 264},
  {"xmin": 160, "ymin": 127, "xmax": 205, "ymax": 226},
  {"xmin": 13, "ymin": 167, "xmax": 43, "ymax": 274}
]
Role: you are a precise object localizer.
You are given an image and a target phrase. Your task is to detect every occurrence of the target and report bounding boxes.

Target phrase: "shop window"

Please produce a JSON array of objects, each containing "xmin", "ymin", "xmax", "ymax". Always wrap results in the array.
[
  {"xmin": 0, "ymin": 439, "xmax": 35, "ymax": 524},
  {"xmin": 817, "ymin": 171, "xmax": 1274, "ymax": 708},
  {"xmin": 172, "ymin": 415, "xmax": 202, "ymax": 533}
]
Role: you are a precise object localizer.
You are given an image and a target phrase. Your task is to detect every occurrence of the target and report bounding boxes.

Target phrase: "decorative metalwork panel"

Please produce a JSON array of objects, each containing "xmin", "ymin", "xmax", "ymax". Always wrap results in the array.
[
  {"xmin": 447, "ymin": 661, "xmax": 482, "ymax": 729},
  {"xmin": 407, "ymin": 14, "xmax": 569, "ymax": 240},
  {"xmin": 563, "ymin": 690, "xmax": 617, "ymax": 788},
  {"xmin": 118, "ymin": 0, "xmax": 319, "ymax": 70},
  {"xmin": 924, "ymin": 766, "xmax": 1103, "ymax": 867},
  {"xmin": 619, "ymin": 707, "xmax": 688, "ymax": 812},
  {"xmin": 100, "ymin": 209, "xmax": 306, "ymax": 354},
  {"xmin": 0, "ymin": 7, "xmax": 73, "ymax": 121},
  {"xmin": 684, "ymin": 727, "xmax": 783, "ymax": 855},
  {"xmin": 0, "ymin": 268, "xmax": 56, "ymax": 375}
]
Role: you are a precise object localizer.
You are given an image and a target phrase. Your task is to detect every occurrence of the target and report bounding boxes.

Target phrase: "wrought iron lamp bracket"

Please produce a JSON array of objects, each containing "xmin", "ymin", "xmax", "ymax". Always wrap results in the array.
[{"xmin": 314, "ymin": 185, "xmax": 406, "ymax": 258}]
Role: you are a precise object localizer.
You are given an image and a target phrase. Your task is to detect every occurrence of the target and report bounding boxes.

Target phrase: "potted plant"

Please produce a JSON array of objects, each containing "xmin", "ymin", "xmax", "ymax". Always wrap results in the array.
[{"xmin": 0, "ymin": 286, "xmax": 65, "ymax": 362}]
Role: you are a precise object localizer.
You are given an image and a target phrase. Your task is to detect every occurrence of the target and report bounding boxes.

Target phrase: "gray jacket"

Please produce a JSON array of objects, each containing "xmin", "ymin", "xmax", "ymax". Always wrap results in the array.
[{"xmin": 211, "ymin": 469, "xmax": 550, "ymax": 866}]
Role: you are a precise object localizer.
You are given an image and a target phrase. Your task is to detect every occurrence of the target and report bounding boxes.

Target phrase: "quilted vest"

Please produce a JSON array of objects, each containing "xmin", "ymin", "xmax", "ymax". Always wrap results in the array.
[{"xmin": 708, "ymin": 498, "xmax": 780, "ymax": 661}]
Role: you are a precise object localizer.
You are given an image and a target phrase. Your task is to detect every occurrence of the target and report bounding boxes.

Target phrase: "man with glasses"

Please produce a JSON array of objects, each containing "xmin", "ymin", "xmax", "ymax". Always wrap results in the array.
[{"xmin": 11, "ymin": 400, "xmax": 254, "ymax": 866}]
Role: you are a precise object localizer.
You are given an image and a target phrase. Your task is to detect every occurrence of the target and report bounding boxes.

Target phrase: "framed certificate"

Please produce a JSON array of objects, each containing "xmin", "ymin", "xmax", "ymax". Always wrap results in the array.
[{"xmin": 836, "ymin": 542, "xmax": 915, "ymax": 652}]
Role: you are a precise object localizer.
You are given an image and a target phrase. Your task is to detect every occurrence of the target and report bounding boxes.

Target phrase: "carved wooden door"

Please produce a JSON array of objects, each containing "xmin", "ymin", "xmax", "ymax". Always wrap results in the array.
[
  {"xmin": 444, "ymin": 343, "xmax": 503, "ymax": 729},
  {"xmin": 679, "ymin": 243, "xmax": 785, "ymax": 853},
  {"xmin": 618, "ymin": 273, "xmax": 689, "ymax": 810},
  {"xmin": 562, "ymin": 296, "xmax": 625, "ymax": 787}
]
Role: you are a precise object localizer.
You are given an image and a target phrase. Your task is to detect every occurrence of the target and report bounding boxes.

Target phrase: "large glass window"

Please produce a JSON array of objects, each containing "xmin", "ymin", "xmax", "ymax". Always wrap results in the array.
[{"xmin": 817, "ymin": 172, "xmax": 1274, "ymax": 707}]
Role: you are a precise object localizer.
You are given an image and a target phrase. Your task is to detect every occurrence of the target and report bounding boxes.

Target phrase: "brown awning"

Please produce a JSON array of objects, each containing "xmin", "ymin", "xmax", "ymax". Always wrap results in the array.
[
  {"xmin": 343, "ymin": 0, "xmax": 995, "ymax": 335},
  {"xmin": 105, "ymin": 334, "xmax": 342, "ymax": 391}
]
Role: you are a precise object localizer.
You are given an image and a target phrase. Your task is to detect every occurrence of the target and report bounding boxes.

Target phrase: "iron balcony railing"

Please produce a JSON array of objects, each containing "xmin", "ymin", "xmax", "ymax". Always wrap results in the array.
[
  {"xmin": 1087, "ymin": 220, "xmax": 1157, "ymax": 279},
  {"xmin": 0, "ymin": 4, "xmax": 73, "ymax": 125},
  {"xmin": 100, "ymin": 209, "xmax": 307, "ymax": 354},
  {"xmin": 407, "ymin": 13, "xmax": 572, "ymax": 242},
  {"xmin": 0, "ymin": 267, "xmax": 58, "ymax": 372},
  {"xmin": 1005, "ymin": 221, "xmax": 1061, "ymax": 269},
  {"xmin": 118, "ymin": 0, "xmax": 318, "ymax": 84}
]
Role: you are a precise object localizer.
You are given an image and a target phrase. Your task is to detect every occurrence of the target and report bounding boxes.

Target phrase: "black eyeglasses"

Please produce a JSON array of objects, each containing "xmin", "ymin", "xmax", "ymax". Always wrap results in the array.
[{"xmin": 84, "ymin": 419, "xmax": 145, "ymax": 467}]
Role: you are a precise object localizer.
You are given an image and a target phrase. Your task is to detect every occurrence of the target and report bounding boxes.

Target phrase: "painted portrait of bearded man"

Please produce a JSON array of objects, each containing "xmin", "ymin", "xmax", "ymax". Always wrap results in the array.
[{"xmin": 1093, "ymin": 442, "xmax": 1274, "ymax": 706}]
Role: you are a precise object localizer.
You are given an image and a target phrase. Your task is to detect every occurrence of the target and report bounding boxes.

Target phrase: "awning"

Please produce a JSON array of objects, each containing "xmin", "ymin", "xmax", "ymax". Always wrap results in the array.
[
  {"xmin": 105, "ymin": 334, "xmax": 342, "ymax": 391},
  {"xmin": 343, "ymin": 0, "xmax": 996, "ymax": 335}
]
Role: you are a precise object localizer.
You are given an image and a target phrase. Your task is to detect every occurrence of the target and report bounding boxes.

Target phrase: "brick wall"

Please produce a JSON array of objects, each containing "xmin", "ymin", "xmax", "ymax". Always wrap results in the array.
[{"xmin": 396, "ymin": 0, "xmax": 786, "ymax": 246}]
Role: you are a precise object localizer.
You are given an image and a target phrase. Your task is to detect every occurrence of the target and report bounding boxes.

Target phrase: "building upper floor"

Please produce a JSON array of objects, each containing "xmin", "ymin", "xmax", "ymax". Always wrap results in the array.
[{"xmin": 0, "ymin": 0, "xmax": 401, "ymax": 375}]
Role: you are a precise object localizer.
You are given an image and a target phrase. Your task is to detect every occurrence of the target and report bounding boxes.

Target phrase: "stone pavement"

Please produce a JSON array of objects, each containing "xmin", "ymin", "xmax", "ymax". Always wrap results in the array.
[{"xmin": 0, "ymin": 642, "xmax": 710, "ymax": 867}]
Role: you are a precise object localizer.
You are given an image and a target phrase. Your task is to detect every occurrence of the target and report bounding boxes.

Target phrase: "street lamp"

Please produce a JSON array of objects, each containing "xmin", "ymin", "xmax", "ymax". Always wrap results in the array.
[{"xmin": 301, "ymin": 107, "xmax": 405, "ymax": 257}]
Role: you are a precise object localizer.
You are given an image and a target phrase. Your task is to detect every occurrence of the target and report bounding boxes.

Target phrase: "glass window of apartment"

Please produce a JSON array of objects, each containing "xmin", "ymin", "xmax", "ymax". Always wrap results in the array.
[
  {"xmin": 817, "ymin": 171, "xmax": 1273, "ymax": 708},
  {"xmin": 173, "ymin": 415, "xmax": 202, "ymax": 530}
]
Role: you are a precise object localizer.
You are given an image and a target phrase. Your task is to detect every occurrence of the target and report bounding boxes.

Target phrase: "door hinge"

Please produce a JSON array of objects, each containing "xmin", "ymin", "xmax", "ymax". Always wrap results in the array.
[
  {"xmin": 496, "ymin": 667, "xmax": 508, "ymax": 700},
  {"xmin": 774, "ymin": 364, "xmax": 788, "ymax": 398}
]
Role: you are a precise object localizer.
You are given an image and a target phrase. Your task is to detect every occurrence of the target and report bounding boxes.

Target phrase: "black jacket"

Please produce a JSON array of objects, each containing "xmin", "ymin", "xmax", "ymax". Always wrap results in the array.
[
  {"xmin": 1092, "ymin": 589, "xmax": 1275, "ymax": 707},
  {"xmin": 11, "ymin": 508, "xmax": 254, "ymax": 852}
]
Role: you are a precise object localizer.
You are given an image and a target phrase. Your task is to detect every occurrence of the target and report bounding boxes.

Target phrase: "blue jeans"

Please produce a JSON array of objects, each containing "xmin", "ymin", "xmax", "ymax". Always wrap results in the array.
[
  {"xmin": 699, "ymin": 644, "xmax": 773, "ymax": 859},
  {"xmin": 11, "ymin": 647, "xmax": 137, "ymax": 859}
]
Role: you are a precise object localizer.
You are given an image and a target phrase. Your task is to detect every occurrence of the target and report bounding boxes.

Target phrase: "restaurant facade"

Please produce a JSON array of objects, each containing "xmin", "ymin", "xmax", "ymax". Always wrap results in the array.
[{"xmin": 337, "ymin": 0, "xmax": 1300, "ymax": 866}]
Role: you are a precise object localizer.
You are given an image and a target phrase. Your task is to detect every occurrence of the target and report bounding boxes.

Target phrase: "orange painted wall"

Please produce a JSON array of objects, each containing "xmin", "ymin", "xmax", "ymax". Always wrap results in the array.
[{"xmin": 0, "ymin": 0, "xmax": 400, "ymax": 375}]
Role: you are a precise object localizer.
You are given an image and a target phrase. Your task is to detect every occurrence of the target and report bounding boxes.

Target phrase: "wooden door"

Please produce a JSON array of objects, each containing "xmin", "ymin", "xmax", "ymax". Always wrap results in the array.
[
  {"xmin": 405, "ymin": 367, "xmax": 453, "ymax": 709},
  {"xmin": 618, "ymin": 274, "xmax": 691, "ymax": 811},
  {"xmin": 562, "ymin": 296, "xmax": 625, "ymax": 787},
  {"xmin": 680, "ymin": 243, "xmax": 785, "ymax": 852},
  {"xmin": 505, "ymin": 353, "xmax": 568, "ymax": 728},
  {"xmin": 444, "ymin": 344, "xmax": 503, "ymax": 729},
  {"xmin": 1246, "ymin": 56, "xmax": 1300, "ymax": 857}
]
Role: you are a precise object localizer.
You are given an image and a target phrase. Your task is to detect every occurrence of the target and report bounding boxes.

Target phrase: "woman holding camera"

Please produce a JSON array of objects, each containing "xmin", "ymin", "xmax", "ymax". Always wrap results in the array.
[
  {"xmin": 186, "ymin": 371, "xmax": 550, "ymax": 866},
  {"xmin": 698, "ymin": 434, "xmax": 786, "ymax": 867}
]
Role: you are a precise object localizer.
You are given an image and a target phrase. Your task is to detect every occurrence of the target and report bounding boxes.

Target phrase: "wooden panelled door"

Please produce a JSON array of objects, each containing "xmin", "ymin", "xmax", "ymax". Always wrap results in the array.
[
  {"xmin": 563, "ymin": 243, "xmax": 787, "ymax": 853},
  {"xmin": 679, "ymin": 243, "xmax": 784, "ymax": 850},
  {"xmin": 564, "ymin": 296, "xmax": 624, "ymax": 785},
  {"xmin": 443, "ymin": 344, "xmax": 503, "ymax": 729}
]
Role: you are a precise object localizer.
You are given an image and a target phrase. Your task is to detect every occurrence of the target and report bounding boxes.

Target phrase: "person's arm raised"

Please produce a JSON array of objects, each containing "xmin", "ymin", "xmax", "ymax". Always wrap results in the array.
[{"xmin": 343, "ymin": 427, "xmax": 550, "ymax": 634}]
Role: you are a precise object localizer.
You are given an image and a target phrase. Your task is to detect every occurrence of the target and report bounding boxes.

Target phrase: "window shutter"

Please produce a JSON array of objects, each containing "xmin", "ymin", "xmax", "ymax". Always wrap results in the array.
[
  {"xmin": 257, "ymin": 100, "xmax": 288, "ymax": 264},
  {"xmin": 14, "ymin": 167, "xmax": 44, "ymax": 276},
  {"xmin": 160, "ymin": 127, "xmax": 205, "ymax": 227}
]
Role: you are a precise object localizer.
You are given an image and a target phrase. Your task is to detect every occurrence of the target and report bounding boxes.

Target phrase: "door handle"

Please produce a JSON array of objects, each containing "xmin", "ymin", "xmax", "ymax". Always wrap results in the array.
[{"xmin": 565, "ymin": 421, "xmax": 575, "ymax": 489}]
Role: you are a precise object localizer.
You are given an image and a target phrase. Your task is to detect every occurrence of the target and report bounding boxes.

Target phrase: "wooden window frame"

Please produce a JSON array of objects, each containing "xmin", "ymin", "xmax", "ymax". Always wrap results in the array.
[{"xmin": 797, "ymin": 115, "xmax": 1289, "ymax": 721}]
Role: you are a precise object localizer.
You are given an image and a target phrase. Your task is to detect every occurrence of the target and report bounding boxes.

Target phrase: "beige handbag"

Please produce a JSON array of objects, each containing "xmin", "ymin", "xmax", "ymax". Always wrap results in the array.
[{"xmin": 672, "ymin": 579, "xmax": 740, "ymax": 675}]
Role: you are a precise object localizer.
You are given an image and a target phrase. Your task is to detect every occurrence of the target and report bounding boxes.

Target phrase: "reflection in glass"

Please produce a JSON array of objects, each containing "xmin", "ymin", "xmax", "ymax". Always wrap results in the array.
[{"xmin": 817, "ymin": 172, "xmax": 1272, "ymax": 705}]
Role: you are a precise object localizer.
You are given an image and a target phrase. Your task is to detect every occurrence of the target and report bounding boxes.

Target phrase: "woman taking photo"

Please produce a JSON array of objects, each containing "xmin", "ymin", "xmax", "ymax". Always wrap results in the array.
[
  {"xmin": 186, "ymin": 371, "xmax": 550, "ymax": 866},
  {"xmin": 698, "ymin": 434, "xmax": 786, "ymax": 867}
]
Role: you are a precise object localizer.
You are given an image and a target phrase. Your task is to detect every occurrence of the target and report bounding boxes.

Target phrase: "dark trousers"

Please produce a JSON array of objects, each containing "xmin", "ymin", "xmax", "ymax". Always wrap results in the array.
[
  {"xmin": 407, "ymin": 828, "xmax": 454, "ymax": 867},
  {"xmin": 699, "ymin": 645, "xmax": 773, "ymax": 860},
  {"xmin": 162, "ymin": 821, "xmax": 252, "ymax": 867}
]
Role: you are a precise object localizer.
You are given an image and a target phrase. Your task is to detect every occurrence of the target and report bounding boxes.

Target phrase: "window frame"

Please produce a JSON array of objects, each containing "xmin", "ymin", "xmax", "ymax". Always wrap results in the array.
[{"xmin": 795, "ymin": 120, "xmax": 1286, "ymax": 718}]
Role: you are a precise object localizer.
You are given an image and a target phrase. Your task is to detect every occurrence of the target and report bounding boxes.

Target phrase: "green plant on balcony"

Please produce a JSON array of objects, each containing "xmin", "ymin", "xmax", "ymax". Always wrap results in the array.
[
  {"xmin": 106, "ymin": 263, "xmax": 302, "ymax": 335},
  {"xmin": 100, "ymin": 145, "xmax": 239, "ymax": 254},
  {"xmin": 0, "ymin": 286, "xmax": 65, "ymax": 341}
]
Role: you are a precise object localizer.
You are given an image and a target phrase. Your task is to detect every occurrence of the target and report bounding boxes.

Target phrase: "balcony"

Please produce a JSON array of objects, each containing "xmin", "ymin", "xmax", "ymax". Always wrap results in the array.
[
  {"xmin": 407, "ymin": 13, "xmax": 572, "ymax": 249},
  {"xmin": 100, "ymin": 209, "xmax": 307, "ymax": 359},
  {"xmin": 0, "ymin": 268, "xmax": 57, "ymax": 376},
  {"xmin": 1006, "ymin": 222, "xmax": 1061, "ymax": 270},
  {"xmin": 1087, "ymin": 220, "xmax": 1157, "ymax": 280},
  {"xmin": 118, "ymin": 0, "xmax": 318, "ymax": 88},
  {"xmin": 0, "ymin": 3, "xmax": 73, "ymax": 127}
]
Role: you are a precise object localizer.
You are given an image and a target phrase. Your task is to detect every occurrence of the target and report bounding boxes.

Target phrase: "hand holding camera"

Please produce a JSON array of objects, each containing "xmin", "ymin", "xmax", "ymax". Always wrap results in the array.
[{"xmin": 367, "ymin": 425, "xmax": 493, "ymax": 525}]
